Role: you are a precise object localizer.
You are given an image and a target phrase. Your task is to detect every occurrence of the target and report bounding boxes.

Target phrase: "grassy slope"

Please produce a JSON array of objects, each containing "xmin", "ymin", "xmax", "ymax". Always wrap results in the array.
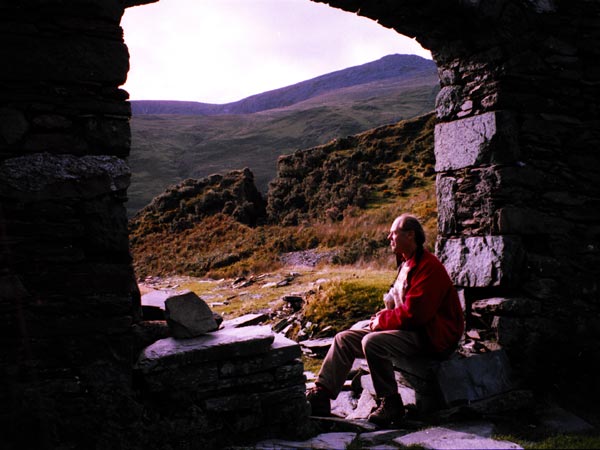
[
  {"xmin": 126, "ymin": 74, "xmax": 439, "ymax": 215},
  {"xmin": 129, "ymin": 113, "xmax": 438, "ymax": 280}
]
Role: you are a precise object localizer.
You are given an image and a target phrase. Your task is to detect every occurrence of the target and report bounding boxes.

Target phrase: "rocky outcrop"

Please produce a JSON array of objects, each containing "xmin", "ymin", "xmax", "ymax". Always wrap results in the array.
[
  {"xmin": 130, "ymin": 167, "xmax": 266, "ymax": 235},
  {"xmin": 267, "ymin": 113, "xmax": 436, "ymax": 225}
]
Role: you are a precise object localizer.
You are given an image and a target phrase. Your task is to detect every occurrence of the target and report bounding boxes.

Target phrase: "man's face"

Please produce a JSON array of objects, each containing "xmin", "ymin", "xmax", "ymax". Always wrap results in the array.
[{"xmin": 388, "ymin": 217, "xmax": 413, "ymax": 257}]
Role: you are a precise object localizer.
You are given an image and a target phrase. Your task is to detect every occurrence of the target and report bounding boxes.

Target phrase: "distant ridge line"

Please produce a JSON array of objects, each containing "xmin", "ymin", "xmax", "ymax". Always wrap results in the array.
[{"xmin": 130, "ymin": 54, "xmax": 436, "ymax": 116}]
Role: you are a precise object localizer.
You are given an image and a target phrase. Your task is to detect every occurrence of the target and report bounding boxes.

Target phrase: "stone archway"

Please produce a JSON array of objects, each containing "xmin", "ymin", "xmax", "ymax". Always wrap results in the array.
[{"xmin": 1, "ymin": 0, "xmax": 599, "ymax": 447}]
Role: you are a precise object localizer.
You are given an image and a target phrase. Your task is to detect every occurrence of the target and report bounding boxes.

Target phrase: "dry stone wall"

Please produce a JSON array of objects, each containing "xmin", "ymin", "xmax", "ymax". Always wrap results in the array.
[
  {"xmin": 1, "ymin": 0, "xmax": 599, "ymax": 448},
  {"xmin": 316, "ymin": 0, "xmax": 600, "ymax": 389},
  {"xmin": 0, "ymin": 2, "xmax": 140, "ymax": 448}
]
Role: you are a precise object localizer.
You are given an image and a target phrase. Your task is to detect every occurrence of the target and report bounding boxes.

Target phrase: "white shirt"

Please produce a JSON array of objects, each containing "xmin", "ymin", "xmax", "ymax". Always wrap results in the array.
[{"xmin": 384, "ymin": 261, "xmax": 411, "ymax": 309}]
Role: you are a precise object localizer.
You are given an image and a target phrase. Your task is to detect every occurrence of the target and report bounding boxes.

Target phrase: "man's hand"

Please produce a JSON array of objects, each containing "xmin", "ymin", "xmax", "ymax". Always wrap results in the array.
[{"xmin": 369, "ymin": 311, "xmax": 382, "ymax": 331}]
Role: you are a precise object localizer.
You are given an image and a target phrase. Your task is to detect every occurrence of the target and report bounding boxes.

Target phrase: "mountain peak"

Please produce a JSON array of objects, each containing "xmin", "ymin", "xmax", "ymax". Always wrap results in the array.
[{"xmin": 130, "ymin": 54, "xmax": 436, "ymax": 116}]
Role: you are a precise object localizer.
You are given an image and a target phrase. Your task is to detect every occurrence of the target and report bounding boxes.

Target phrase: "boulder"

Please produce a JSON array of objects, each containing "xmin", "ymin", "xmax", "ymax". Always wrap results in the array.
[{"xmin": 164, "ymin": 290, "xmax": 218, "ymax": 338}]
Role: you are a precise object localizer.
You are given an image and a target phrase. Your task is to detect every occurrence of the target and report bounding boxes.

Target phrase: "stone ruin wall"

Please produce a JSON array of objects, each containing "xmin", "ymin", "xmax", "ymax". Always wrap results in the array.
[
  {"xmin": 0, "ymin": 1, "xmax": 141, "ymax": 447},
  {"xmin": 318, "ymin": 0, "xmax": 600, "ymax": 385},
  {"xmin": 0, "ymin": 0, "xmax": 599, "ymax": 447}
]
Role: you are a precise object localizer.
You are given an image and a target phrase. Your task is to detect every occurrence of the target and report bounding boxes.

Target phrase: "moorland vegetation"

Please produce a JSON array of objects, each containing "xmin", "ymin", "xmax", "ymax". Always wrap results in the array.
[{"xmin": 129, "ymin": 113, "xmax": 437, "ymax": 280}]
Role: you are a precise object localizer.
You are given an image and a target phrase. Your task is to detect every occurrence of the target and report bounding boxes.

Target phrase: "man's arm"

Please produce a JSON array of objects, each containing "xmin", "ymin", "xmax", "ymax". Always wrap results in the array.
[{"xmin": 375, "ymin": 259, "xmax": 451, "ymax": 330}]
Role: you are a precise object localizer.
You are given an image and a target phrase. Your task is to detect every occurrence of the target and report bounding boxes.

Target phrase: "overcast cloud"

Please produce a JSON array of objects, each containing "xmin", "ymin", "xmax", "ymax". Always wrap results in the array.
[{"xmin": 121, "ymin": 0, "xmax": 432, "ymax": 103}]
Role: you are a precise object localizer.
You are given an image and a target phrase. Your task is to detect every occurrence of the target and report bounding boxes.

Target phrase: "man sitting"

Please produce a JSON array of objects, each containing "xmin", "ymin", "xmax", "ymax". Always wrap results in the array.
[{"xmin": 306, "ymin": 213, "xmax": 464, "ymax": 426}]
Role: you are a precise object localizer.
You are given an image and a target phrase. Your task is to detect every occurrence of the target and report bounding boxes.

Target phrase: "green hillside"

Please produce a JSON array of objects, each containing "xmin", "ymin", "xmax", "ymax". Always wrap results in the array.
[
  {"xmin": 129, "ymin": 113, "xmax": 437, "ymax": 280},
  {"xmin": 126, "ymin": 74, "xmax": 439, "ymax": 216}
]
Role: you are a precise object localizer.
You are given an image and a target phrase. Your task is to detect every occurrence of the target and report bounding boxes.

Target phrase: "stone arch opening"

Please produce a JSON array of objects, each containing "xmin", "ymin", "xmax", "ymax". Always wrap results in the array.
[{"xmin": 1, "ymin": 0, "xmax": 599, "ymax": 448}]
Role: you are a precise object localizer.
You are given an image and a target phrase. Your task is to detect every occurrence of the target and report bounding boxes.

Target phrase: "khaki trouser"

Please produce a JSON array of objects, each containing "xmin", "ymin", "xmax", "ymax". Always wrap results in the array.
[{"xmin": 316, "ymin": 326, "xmax": 427, "ymax": 399}]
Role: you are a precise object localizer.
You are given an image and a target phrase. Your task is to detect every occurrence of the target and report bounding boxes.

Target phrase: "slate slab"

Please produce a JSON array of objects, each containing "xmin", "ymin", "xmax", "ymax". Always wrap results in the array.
[
  {"xmin": 394, "ymin": 422, "xmax": 523, "ymax": 449},
  {"xmin": 537, "ymin": 405, "xmax": 595, "ymax": 434},
  {"xmin": 437, "ymin": 350, "xmax": 514, "ymax": 405},
  {"xmin": 136, "ymin": 325, "xmax": 275, "ymax": 372},
  {"xmin": 218, "ymin": 332, "xmax": 302, "ymax": 378},
  {"xmin": 300, "ymin": 337, "xmax": 334, "ymax": 357},
  {"xmin": 222, "ymin": 312, "xmax": 269, "ymax": 328},
  {"xmin": 256, "ymin": 431, "xmax": 357, "ymax": 449}
]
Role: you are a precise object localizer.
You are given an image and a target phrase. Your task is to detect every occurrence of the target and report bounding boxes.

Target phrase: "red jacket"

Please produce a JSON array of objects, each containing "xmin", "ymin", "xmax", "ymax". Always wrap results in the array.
[{"xmin": 376, "ymin": 249, "xmax": 464, "ymax": 354}]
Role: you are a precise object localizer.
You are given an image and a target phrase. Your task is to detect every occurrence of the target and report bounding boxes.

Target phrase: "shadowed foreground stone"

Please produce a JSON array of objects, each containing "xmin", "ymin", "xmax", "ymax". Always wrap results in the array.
[
  {"xmin": 134, "ymin": 326, "xmax": 312, "ymax": 446},
  {"xmin": 437, "ymin": 350, "xmax": 514, "ymax": 406}
]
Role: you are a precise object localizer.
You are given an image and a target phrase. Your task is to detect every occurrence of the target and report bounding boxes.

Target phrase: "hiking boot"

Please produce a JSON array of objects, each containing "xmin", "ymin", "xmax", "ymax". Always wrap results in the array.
[
  {"xmin": 368, "ymin": 394, "xmax": 405, "ymax": 427},
  {"xmin": 306, "ymin": 385, "xmax": 331, "ymax": 417}
]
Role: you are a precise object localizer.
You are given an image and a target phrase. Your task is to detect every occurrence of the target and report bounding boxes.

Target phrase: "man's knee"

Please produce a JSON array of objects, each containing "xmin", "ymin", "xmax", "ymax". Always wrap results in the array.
[
  {"xmin": 332, "ymin": 329, "xmax": 354, "ymax": 348},
  {"xmin": 361, "ymin": 331, "xmax": 381, "ymax": 354}
]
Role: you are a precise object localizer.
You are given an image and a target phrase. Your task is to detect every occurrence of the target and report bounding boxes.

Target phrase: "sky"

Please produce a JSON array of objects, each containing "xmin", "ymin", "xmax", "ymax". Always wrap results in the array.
[{"xmin": 121, "ymin": 0, "xmax": 432, "ymax": 104}]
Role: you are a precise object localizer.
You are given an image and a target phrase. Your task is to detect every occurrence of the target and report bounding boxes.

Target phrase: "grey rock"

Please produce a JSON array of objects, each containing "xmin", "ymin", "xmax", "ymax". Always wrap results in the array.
[
  {"xmin": 218, "ymin": 332, "xmax": 301, "ymax": 378},
  {"xmin": 164, "ymin": 290, "xmax": 218, "ymax": 338},
  {"xmin": 434, "ymin": 111, "xmax": 519, "ymax": 171},
  {"xmin": 437, "ymin": 350, "xmax": 514, "ymax": 406},
  {"xmin": 300, "ymin": 337, "xmax": 334, "ymax": 357},
  {"xmin": 331, "ymin": 391, "xmax": 359, "ymax": 418},
  {"xmin": 460, "ymin": 389, "xmax": 535, "ymax": 416},
  {"xmin": 256, "ymin": 432, "xmax": 358, "ymax": 449},
  {"xmin": 135, "ymin": 325, "xmax": 275, "ymax": 372},
  {"xmin": 436, "ymin": 174, "xmax": 458, "ymax": 235},
  {"xmin": 435, "ymin": 85, "xmax": 462, "ymax": 119},
  {"xmin": 222, "ymin": 312, "xmax": 269, "ymax": 328},
  {"xmin": 0, "ymin": 152, "xmax": 131, "ymax": 199},
  {"xmin": 492, "ymin": 316, "xmax": 540, "ymax": 349},
  {"xmin": 358, "ymin": 429, "xmax": 407, "ymax": 446},
  {"xmin": 346, "ymin": 388, "xmax": 377, "ymax": 420},
  {"xmin": 537, "ymin": 405, "xmax": 595, "ymax": 434},
  {"xmin": 472, "ymin": 297, "xmax": 542, "ymax": 317},
  {"xmin": 394, "ymin": 421, "xmax": 523, "ymax": 449},
  {"xmin": 436, "ymin": 235, "xmax": 524, "ymax": 288}
]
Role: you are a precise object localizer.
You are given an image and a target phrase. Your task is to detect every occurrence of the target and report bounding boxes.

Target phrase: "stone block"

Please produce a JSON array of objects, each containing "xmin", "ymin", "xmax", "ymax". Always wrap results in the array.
[
  {"xmin": 435, "ymin": 111, "xmax": 519, "ymax": 171},
  {"xmin": 135, "ymin": 325, "xmax": 275, "ymax": 373},
  {"xmin": 222, "ymin": 312, "xmax": 269, "ymax": 328},
  {"xmin": 164, "ymin": 290, "xmax": 218, "ymax": 338},
  {"xmin": 436, "ymin": 350, "xmax": 514, "ymax": 406},
  {"xmin": 436, "ymin": 235, "xmax": 524, "ymax": 287},
  {"xmin": 436, "ymin": 174, "xmax": 458, "ymax": 234},
  {"xmin": 1, "ymin": 35, "xmax": 129, "ymax": 84},
  {"xmin": 219, "ymin": 333, "xmax": 301, "ymax": 378},
  {"xmin": 472, "ymin": 297, "xmax": 541, "ymax": 317},
  {"xmin": 0, "ymin": 153, "xmax": 131, "ymax": 201},
  {"xmin": 203, "ymin": 384, "xmax": 305, "ymax": 413},
  {"xmin": 299, "ymin": 337, "xmax": 334, "ymax": 358},
  {"xmin": 0, "ymin": 107, "xmax": 29, "ymax": 146},
  {"xmin": 495, "ymin": 206, "xmax": 573, "ymax": 235},
  {"xmin": 141, "ymin": 362, "xmax": 220, "ymax": 393},
  {"xmin": 492, "ymin": 316, "xmax": 531, "ymax": 348},
  {"xmin": 392, "ymin": 354, "xmax": 440, "ymax": 393}
]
